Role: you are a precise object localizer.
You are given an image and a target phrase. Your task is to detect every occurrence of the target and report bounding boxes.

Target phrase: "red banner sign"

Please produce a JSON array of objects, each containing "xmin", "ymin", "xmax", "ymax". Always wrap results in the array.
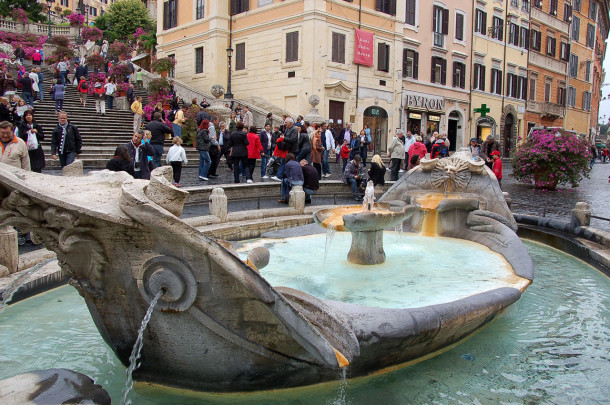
[{"xmin": 354, "ymin": 29, "xmax": 373, "ymax": 66}]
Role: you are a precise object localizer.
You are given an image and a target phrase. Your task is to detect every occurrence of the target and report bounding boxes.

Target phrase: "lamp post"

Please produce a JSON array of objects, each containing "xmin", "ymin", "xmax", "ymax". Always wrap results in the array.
[
  {"xmin": 46, "ymin": 0, "xmax": 53, "ymax": 39},
  {"xmin": 225, "ymin": 46, "xmax": 234, "ymax": 99},
  {"xmin": 85, "ymin": 4, "xmax": 90, "ymax": 25},
  {"xmin": 76, "ymin": 9, "xmax": 83, "ymax": 45}
]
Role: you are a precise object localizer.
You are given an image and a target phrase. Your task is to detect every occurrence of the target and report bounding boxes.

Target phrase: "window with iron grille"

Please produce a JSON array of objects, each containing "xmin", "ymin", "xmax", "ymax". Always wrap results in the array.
[
  {"xmin": 586, "ymin": 24, "xmax": 595, "ymax": 48},
  {"xmin": 492, "ymin": 16, "xmax": 504, "ymax": 41},
  {"xmin": 431, "ymin": 57, "xmax": 446, "ymax": 85},
  {"xmin": 452, "ymin": 62, "xmax": 465, "ymax": 89},
  {"xmin": 375, "ymin": 0, "xmax": 396, "ymax": 16},
  {"xmin": 235, "ymin": 43, "xmax": 245, "ymax": 71},
  {"xmin": 546, "ymin": 36, "xmax": 556, "ymax": 56},
  {"xmin": 402, "ymin": 49, "xmax": 418, "ymax": 79},
  {"xmin": 567, "ymin": 86, "xmax": 576, "ymax": 107},
  {"xmin": 473, "ymin": 64, "xmax": 485, "ymax": 91},
  {"xmin": 569, "ymin": 53, "xmax": 578, "ymax": 78},
  {"xmin": 163, "ymin": 0, "xmax": 178, "ymax": 30},
  {"xmin": 286, "ymin": 31, "xmax": 299, "ymax": 63},
  {"xmin": 572, "ymin": 16, "xmax": 580, "ymax": 41},
  {"xmin": 331, "ymin": 32, "xmax": 346, "ymax": 64},
  {"xmin": 491, "ymin": 68, "xmax": 502, "ymax": 95},
  {"xmin": 194, "ymin": 48, "xmax": 203, "ymax": 74},
  {"xmin": 230, "ymin": 0, "xmax": 249, "ymax": 15},
  {"xmin": 405, "ymin": 0, "xmax": 416, "ymax": 25},
  {"xmin": 520, "ymin": 27, "xmax": 529, "ymax": 49},
  {"xmin": 196, "ymin": 0, "xmax": 205, "ymax": 20},
  {"xmin": 378, "ymin": 43, "xmax": 390, "ymax": 72}
]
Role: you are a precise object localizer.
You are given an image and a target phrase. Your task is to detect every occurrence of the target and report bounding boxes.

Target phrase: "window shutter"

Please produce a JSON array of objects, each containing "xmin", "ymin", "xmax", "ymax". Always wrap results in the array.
[
  {"xmin": 473, "ymin": 65, "xmax": 479, "ymax": 89},
  {"xmin": 460, "ymin": 64, "xmax": 465, "ymax": 88},
  {"xmin": 536, "ymin": 32, "xmax": 541, "ymax": 50},
  {"xmin": 441, "ymin": 59, "xmax": 447, "ymax": 85},
  {"xmin": 389, "ymin": 0, "xmax": 396, "ymax": 16},
  {"xmin": 524, "ymin": 29, "xmax": 529, "ymax": 49},
  {"xmin": 431, "ymin": 57, "xmax": 436, "ymax": 83},
  {"xmin": 497, "ymin": 72, "xmax": 502, "ymax": 94},
  {"xmin": 413, "ymin": 51, "xmax": 418, "ymax": 80},
  {"xmin": 433, "ymin": 6, "xmax": 438, "ymax": 32},
  {"xmin": 456, "ymin": 14, "xmax": 464, "ymax": 40},
  {"xmin": 332, "ymin": 33, "xmax": 338, "ymax": 62},
  {"xmin": 442, "ymin": 8, "xmax": 449, "ymax": 35},
  {"xmin": 482, "ymin": 12, "xmax": 487, "ymax": 34},
  {"xmin": 452, "ymin": 62, "xmax": 457, "ymax": 87},
  {"xmin": 375, "ymin": 0, "xmax": 382, "ymax": 12},
  {"xmin": 523, "ymin": 78, "xmax": 528, "ymax": 100},
  {"xmin": 339, "ymin": 34, "xmax": 345, "ymax": 63},
  {"xmin": 163, "ymin": 1, "xmax": 170, "ymax": 30},
  {"xmin": 406, "ymin": 0, "xmax": 415, "ymax": 25},
  {"xmin": 512, "ymin": 75, "xmax": 517, "ymax": 97},
  {"xmin": 402, "ymin": 48, "xmax": 407, "ymax": 76},
  {"xmin": 230, "ymin": 0, "xmax": 237, "ymax": 15},
  {"xmin": 378, "ymin": 43, "xmax": 388, "ymax": 71},
  {"xmin": 480, "ymin": 67, "xmax": 486, "ymax": 91}
]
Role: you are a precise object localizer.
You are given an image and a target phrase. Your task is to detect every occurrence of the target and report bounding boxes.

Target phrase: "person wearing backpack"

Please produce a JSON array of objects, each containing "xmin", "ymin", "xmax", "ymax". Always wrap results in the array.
[
  {"xmin": 93, "ymin": 82, "xmax": 106, "ymax": 115},
  {"xmin": 431, "ymin": 139, "xmax": 448, "ymax": 159},
  {"xmin": 77, "ymin": 76, "xmax": 88, "ymax": 107}
]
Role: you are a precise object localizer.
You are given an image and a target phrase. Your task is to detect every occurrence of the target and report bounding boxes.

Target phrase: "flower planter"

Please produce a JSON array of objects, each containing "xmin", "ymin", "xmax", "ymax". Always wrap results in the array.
[
  {"xmin": 160, "ymin": 71, "xmax": 168, "ymax": 78},
  {"xmin": 533, "ymin": 170, "xmax": 558, "ymax": 190}
]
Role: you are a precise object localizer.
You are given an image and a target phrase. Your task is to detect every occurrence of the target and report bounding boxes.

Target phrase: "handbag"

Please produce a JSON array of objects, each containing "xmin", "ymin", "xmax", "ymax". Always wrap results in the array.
[{"xmin": 26, "ymin": 130, "xmax": 38, "ymax": 151}]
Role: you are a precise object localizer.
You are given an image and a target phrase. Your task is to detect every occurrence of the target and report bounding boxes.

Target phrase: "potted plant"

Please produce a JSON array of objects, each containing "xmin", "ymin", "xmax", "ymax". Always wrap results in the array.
[
  {"xmin": 151, "ymin": 57, "xmax": 176, "ymax": 77},
  {"xmin": 147, "ymin": 77, "xmax": 171, "ymax": 98},
  {"xmin": 116, "ymin": 82, "xmax": 130, "ymax": 97},
  {"xmin": 82, "ymin": 27, "xmax": 103, "ymax": 43},
  {"xmin": 109, "ymin": 40, "xmax": 130, "ymax": 61},
  {"xmin": 47, "ymin": 35, "xmax": 70, "ymax": 47},
  {"xmin": 511, "ymin": 129, "xmax": 592, "ymax": 190},
  {"xmin": 11, "ymin": 8, "xmax": 28, "ymax": 24},
  {"xmin": 110, "ymin": 63, "xmax": 131, "ymax": 82},
  {"xmin": 67, "ymin": 13, "xmax": 85, "ymax": 27},
  {"xmin": 86, "ymin": 53, "xmax": 105, "ymax": 69}
]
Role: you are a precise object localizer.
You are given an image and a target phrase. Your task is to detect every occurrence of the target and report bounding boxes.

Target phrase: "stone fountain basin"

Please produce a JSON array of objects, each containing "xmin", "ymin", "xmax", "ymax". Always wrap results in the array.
[{"xmin": 314, "ymin": 203, "xmax": 416, "ymax": 232}]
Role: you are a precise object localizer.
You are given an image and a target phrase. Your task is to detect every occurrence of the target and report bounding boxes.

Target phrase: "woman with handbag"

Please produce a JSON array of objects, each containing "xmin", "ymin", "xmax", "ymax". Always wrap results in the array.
[{"xmin": 15, "ymin": 109, "xmax": 45, "ymax": 172}]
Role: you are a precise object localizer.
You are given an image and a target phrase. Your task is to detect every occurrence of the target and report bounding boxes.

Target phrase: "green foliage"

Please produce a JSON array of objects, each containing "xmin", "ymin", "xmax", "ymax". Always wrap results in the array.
[
  {"xmin": 48, "ymin": 35, "xmax": 70, "ymax": 47},
  {"xmin": 62, "ymin": 9, "xmax": 72, "ymax": 17},
  {"xmin": 147, "ymin": 78, "xmax": 171, "ymax": 98},
  {"xmin": 95, "ymin": 0, "xmax": 154, "ymax": 42},
  {"xmin": 151, "ymin": 57, "xmax": 176, "ymax": 73},
  {"xmin": 0, "ymin": 0, "xmax": 45, "ymax": 22},
  {"xmin": 182, "ymin": 108, "xmax": 198, "ymax": 146}
]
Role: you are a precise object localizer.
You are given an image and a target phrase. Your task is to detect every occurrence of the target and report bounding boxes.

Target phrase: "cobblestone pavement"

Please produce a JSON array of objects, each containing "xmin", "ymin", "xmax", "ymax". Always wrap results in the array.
[{"xmin": 45, "ymin": 158, "xmax": 610, "ymax": 232}]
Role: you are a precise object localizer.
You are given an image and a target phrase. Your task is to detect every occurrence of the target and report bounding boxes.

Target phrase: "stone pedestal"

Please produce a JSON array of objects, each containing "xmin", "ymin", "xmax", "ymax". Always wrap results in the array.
[
  {"xmin": 209, "ymin": 188, "xmax": 228, "ymax": 222},
  {"xmin": 289, "ymin": 186, "xmax": 305, "ymax": 213},
  {"xmin": 348, "ymin": 230, "xmax": 385, "ymax": 265},
  {"xmin": 0, "ymin": 226, "xmax": 18, "ymax": 274},
  {"xmin": 115, "ymin": 96, "xmax": 129, "ymax": 111}
]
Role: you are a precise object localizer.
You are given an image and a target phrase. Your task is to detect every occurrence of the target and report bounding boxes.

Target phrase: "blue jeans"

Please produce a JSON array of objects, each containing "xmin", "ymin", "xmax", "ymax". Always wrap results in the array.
[
  {"xmin": 106, "ymin": 95, "xmax": 114, "ymax": 109},
  {"xmin": 347, "ymin": 177, "xmax": 361, "ymax": 197},
  {"xmin": 60, "ymin": 71, "xmax": 68, "ymax": 85},
  {"xmin": 22, "ymin": 92, "xmax": 33, "ymax": 108},
  {"xmin": 198, "ymin": 150, "xmax": 211, "ymax": 178},
  {"xmin": 276, "ymin": 158, "xmax": 286, "ymax": 178},
  {"xmin": 59, "ymin": 152, "xmax": 75, "ymax": 168},
  {"xmin": 172, "ymin": 123, "xmax": 182, "ymax": 137},
  {"xmin": 38, "ymin": 85, "xmax": 43, "ymax": 101},
  {"xmin": 322, "ymin": 150, "xmax": 331, "ymax": 175},
  {"xmin": 152, "ymin": 143, "xmax": 164, "ymax": 168},
  {"xmin": 260, "ymin": 149, "xmax": 269, "ymax": 176},
  {"xmin": 281, "ymin": 179, "xmax": 303, "ymax": 199},
  {"xmin": 55, "ymin": 99, "xmax": 64, "ymax": 112}
]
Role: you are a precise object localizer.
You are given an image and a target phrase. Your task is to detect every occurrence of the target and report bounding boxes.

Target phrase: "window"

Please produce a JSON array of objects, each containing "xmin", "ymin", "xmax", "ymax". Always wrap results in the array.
[
  {"xmin": 163, "ymin": 0, "xmax": 178, "ymax": 30},
  {"xmin": 378, "ymin": 43, "xmax": 390, "ymax": 72},
  {"xmin": 520, "ymin": 27, "xmax": 529, "ymax": 49},
  {"xmin": 473, "ymin": 64, "xmax": 485, "ymax": 91},
  {"xmin": 529, "ymin": 77, "xmax": 536, "ymax": 100},
  {"xmin": 375, "ymin": 0, "xmax": 397, "ymax": 16},
  {"xmin": 167, "ymin": 53, "xmax": 175, "ymax": 78},
  {"xmin": 572, "ymin": 16, "xmax": 580, "ymax": 41},
  {"xmin": 89, "ymin": 7, "xmax": 97, "ymax": 16},
  {"xmin": 61, "ymin": 0, "xmax": 69, "ymax": 6},
  {"xmin": 491, "ymin": 68, "xmax": 502, "ymax": 95},
  {"xmin": 563, "ymin": 4, "xmax": 572, "ymax": 22},
  {"xmin": 507, "ymin": 73, "xmax": 518, "ymax": 98},
  {"xmin": 586, "ymin": 24, "xmax": 595, "ymax": 47},
  {"xmin": 475, "ymin": 9, "xmax": 487, "ymax": 34},
  {"xmin": 453, "ymin": 62, "xmax": 465, "ymax": 89},
  {"xmin": 286, "ymin": 31, "xmax": 299, "ymax": 63},
  {"xmin": 585, "ymin": 60, "xmax": 591, "ymax": 81},
  {"xmin": 567, "ymin": 86, "xmax": 576, "ymax": 106},
  {"xmin": 455, "ymin": 12, "xmax": 464, "ymax": 41},
  {"xmin": 560, "ymin": 42, "xmax": 570, "ymax": 60},
  {"xmin": 533, "ymin": 0, "xmax": 542, "ymax": 9},
  {"xmin": 492, "ymin": 16, "xmax": 504, "ymax": 41},
  {"xmin": 522, "ymin": 0, "xmax": 530, "ymax": 12},
  {"xmin": 531, "ymin": 29, "xmax": 542, "ymax": 51},
  {"xmin": 518, "ymin": 76, "xmax": 527, "ymax": 100},
  {"xmin": 589, "ymin": 2, "xmax": 598, "ymax": 20},
  {"xmin": 547, "ymin": 36, "xmax": 556, "ymax": 56},
  {"xmin": 569, "ymin": 53, "xmax": 578, "ymax": 78},
  {"xmin": 509, "ymin": 23, "xmax": 519, "ymax": 46},
  {"xmin": 558, "ymin": 86, "xmax": 566, "ymax": 104},
  {"xmin": 235, "ymin": 42, "xmax": 245, "ymax": 71},
  {"xmin": 230, "ymin": 0, "xmax": 249, "ymax": 15},
  {"xmin": 194, "ymin": 0, "xmax": 205, "ymax": 19},
  {"xmin": 574, "ymin": 0, "xmax": 581, "ymax": 12},
  {"xmin": 583, "ymin": 91, "xmax": 591, "ymax": 110},
  {"xmin": 194, "ymin": 48, "xmax": 203, "ymax": 74},
  {"xmin": 331, "ymin": 32, "xmax": 346, "ymax": 64},
  {"xmin": 433, "ymin": 6, "xmax": 449, "ymax": 47},
  {"xmin": 431, "ymin": 57, "xmax": 447, "ymax": 85},
  {"xmin": 402, "ymin": 49, "xmax": 419, "ymax": 79},
  {"xmin": 511, "ymin": 0, "xmax": 519, "ymax": 7},
  {"xmin": 545, "ymin": 81, "xmax": 552, "ymax": 102},
  {"xmin": 550, "ymin": 0, "xmax": 558, "ymax": 15},
  {"xmin": 405, "ymin": 0, "xmax": 416, "ymax": 25}
]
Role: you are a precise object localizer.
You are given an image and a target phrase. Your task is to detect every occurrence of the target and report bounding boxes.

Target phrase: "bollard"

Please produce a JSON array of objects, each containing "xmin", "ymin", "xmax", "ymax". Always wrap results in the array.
[
  {"xmin": 209, "ymin": 188, "xmax": 228, "ymax": 222},
  {"xmin": 289, "ymin": 185, "xmax": 305, "ymax": 214},
  {"xmin": 571, "ymin": 202, "xmax": 591, "ymax": 229},
  {"xmin": 0, "ymin": 226, "xmax": 18, "ymax": 274}
]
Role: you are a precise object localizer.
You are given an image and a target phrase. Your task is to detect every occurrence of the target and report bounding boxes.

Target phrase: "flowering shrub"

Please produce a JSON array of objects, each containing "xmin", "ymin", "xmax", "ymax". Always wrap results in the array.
[
  {"xmin": 66, "ymin": 13, "xmax": 85, "ymax": 26},
  {"xmin": 48, "ymin": 35, "xmax": 70, "ymax": 47},
  {"xmin": 143, "ymin": 93, "xmax": 174, "ymax": 121},
  {"xmin": 511, "ymin": 129, "xmax": 592, "ymax": 188},
  {"xmin": 133, "ymin": 27, "xmax": 147, "ymax": 40},
  {"xmin": 151, "ymin": 57, "xmax": 176, "ymax": 73},
  {"xmin": 116, "ymin": 82, "xmax": 130, "ymax": 94},
  {"xmin": 82, "ymin": 27, "xmax": 103, "ymax": 42},
  {"xmin": 11, "ymin": 8, "xmax": 28, "ymax": 23},
  {"xmin": 109, "ymin": 40, "xmax": 130, "ymax": 58},
  {"xmin": 110, "ymin": 63, "xmax": 130, "ymax": 81},
  {"xmin": 86, "ymin": 53, "xmax": 105, "ymax": 69},
  {"xmin": 0, "ymin": 33, "xmax": 47, "ymax": 59},
  {"xmin": 86, "ymin": 72, "xmax": 107, "ymax": 95},
  {"xmin": 46, "ymin": 46, "xmax": 75, "ymax": 65}
]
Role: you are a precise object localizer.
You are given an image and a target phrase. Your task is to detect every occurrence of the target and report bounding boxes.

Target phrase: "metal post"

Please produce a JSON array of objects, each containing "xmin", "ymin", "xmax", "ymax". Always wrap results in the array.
[{"xmin": 46, "ymin": 0, "xmax": 53, "ymax": 39}]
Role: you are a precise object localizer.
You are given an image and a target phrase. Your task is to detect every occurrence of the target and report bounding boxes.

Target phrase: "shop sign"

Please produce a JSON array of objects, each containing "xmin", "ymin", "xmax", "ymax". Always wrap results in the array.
[
  {"xmin": 408, "ymin": 113, "xmax": 422, "ymax": 120},
  {"xmin": 405, "ymin": 91, "xmax": 445, "ymax": 112},
  {"xmin": 354, "ymin": 29, "xmax": 374, "ymax": 66},
  {"xmin": 428, "ymin": 115, "xmax": 440, "ymax": 122}
]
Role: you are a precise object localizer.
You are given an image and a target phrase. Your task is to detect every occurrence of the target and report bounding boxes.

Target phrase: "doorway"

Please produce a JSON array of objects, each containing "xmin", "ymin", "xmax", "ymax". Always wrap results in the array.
[
  {"xmin": 363, "ymin": 106, "xmax": 388, "ymax": 154},
  {"xmin": 503, "ymin": 113, "xmax": 514, "ymax": 156},
  {"xmin": 329, "ymin": 100, "xmax": 344, "ymax": 126},
  {"xmin": 448, "ymin": 111, "xmax": 459, "ymax": 151}
]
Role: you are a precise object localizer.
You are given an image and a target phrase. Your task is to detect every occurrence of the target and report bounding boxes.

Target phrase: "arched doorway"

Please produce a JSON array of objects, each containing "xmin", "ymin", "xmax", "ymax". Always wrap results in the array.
[
  {"xmin": 447, "ymin": 111, "xmax": 461, "ymax": 151},
  {"xmin": 503, "ymin": 113, "xmax": 515, "ymax": 156},
  {"xmin": 363, "ymin": 106, "xmax": 388, "ymax": 154},
  {"xmin": 476, "ymin": 117, "xmax": 496, "ymax": 142}
]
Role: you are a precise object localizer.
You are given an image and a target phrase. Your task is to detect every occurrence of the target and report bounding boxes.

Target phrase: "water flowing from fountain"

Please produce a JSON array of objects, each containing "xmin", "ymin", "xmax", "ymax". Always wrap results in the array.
[
  {"xmin": 332, "ymin": 367, "xmax": 349, "ymax": 405},
  {"xmin": 0, "ymin": 259, "xmax": 54, "ymax": 309},
  {"xmin": 121, "ymin": 289, "xmax": 164, "ymax": 405},
  {"xmin": 323, "ymin": 227, "xmax": 336, "ymax": 267}
]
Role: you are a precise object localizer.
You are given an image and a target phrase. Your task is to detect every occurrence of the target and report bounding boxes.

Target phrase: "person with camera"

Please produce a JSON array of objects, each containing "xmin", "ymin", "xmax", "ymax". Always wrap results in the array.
[
  {"xmin": 125, "ymin": 130, "xmax": 154, "ymax": 180},
  {"xmin": 342, "ymin": 154, "xmax": 366, "ymax": 201}
]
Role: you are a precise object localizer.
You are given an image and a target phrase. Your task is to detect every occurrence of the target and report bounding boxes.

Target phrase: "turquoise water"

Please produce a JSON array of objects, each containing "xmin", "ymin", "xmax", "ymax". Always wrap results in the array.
[
  {"xmin": 0, "ymin": 240, "xmax": 608, "ymax": 404},
  {"xmin": 238, "ymin": 233, "xmax": 519, "ymax": 309}
]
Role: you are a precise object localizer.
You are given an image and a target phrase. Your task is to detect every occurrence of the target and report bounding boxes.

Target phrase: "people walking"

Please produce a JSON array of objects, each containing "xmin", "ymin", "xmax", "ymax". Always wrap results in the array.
[
  {"xmin": 77, "ymin": 76, "xmax": 88, "ymax": 107},
  {"xmin": 15, "ymin": 109, "xmax": 45, "ymax": 173},
  {"xmin": 166, "ymin": 136, "xmax": 188, "ymax": 186},
  {"xmin": 131, "ymin": 96, "xmax": 143, "ymax": 132},
  {"xmin": 310, "ymin": 129, "xmax": 324, "ymax": 179},
  {"xmin": 105, "ymin": 77, "xmax": 116, "ymax": 110},
  {"xmin": 126, "ymin": 130, "xmax": 154, "ymax": 180},
  {"xmin": 145, "ymin": 112, "xmax": 173, "ymax": 168},
  {"xmin": 227, "ymin": 122, "xmax": 249, "ymax": 183},
  {"xmin": 93, "ymin": 82, "xmax": 106, "ymax": 115},
  {"xmin": 196, "ymin": 119, "xmax": 212, "ymax": 181},
  {"xmin": 246, "ymin": 125, "xmax": 263, "ymax": 183},
  {"xmin": 52, "ymin": 79, "xmax": 65, "ymax": 113},
  {"xmin": 50, "ymin": 112, "xmax": 81, "ymax": 168}
]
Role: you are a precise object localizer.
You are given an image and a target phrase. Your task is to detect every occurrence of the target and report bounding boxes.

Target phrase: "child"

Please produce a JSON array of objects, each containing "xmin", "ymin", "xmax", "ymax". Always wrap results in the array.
[
  {"xmin": 166, "ymin": 136, "xmax": 188, "ymax": 187},
  {"xmin": 491, "ymin": 150, "xmax": 502, "ymax": 187},
  {"xmin": 340, "ymin": 139, "xmax": 351, "ymax": 172}
]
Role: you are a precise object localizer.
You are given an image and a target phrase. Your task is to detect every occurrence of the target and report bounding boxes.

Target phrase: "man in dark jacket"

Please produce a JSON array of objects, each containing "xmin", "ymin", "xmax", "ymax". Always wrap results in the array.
[
  {"xmin": 259, "ymin": 124, "xmax": 272, "ymax": 178},
  {"xmin": 196, "ymin": 109, "xmax": 211, "ymax": 126},
  {"xmin": 283, "ymin": 117, "xmax": 299, "ymax": 154},
  {"xmin": 278, "ymin": 153, "xmax": 303, "ymax": 204},
  {"xmin": 125, "ymin": 130, "xmax": 154, "ymax": 179},
  {"xmin": 74, "ymin": 63, "xmax": 88, "ymax": 83},
  {"xmin": 51, "ymin": 112, "xmax": 82, "ymax": 168},
  {"xmin": 144, "ymin": 112, "xmax": 173, "ymax": 168},
  {"xmin": 300, "ymin": 159, "xmax": 319, "ymax": 204}
]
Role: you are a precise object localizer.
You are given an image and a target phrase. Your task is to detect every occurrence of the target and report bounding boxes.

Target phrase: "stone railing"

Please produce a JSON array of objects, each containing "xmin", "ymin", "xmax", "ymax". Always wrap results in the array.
[
  {"xmin": 0, "ymin": 18, "xmax": 78, "ymax": 38},
  {"xmin": 528, "ymin": 52, "xmax": 567, "ymax": 75},
  {"xmin": 530, "ymin": 7, "xmax": 569, "ymax": 34},
  {"xmin": 526, "ymin": 101, "xmax": 565, "ymax": 118}
]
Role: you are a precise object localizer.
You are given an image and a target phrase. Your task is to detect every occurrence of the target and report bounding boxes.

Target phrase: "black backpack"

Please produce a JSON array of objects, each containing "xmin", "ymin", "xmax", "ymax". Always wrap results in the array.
[
  {"xmin": 167, "ymin": 110, "xmax": 176, "ymax": 122},
  {"xmin": 439, "ymin": 143, "xmax": 449, "ymax": 158},
  {"xmin": 81, "ymin": 82, "xmax": 88, "ymax": 90}
]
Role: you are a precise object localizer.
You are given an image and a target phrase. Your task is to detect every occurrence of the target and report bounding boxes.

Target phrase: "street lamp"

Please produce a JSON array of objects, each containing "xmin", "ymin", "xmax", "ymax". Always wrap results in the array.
[
  {"xmin": 84, "ymin": 3, "xmax": 90, "ymax": 26},
  {"xmin": 76, "ymin": 8, "xmax": 83, "ymax": 45},
  {"xmin": 225, "ymin": 46, "xmax": 234, "ymax": 99},
  {"xmin": 46, "ymin": 0, "xmax": 53, "ymax": 39}
]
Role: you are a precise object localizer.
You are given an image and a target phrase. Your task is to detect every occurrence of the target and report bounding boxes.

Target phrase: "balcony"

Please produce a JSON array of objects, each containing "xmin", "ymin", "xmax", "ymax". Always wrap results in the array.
[
  {"xmin": 530, "ymin": 7, "xmax": 569, "ymax": 34},
  {"xmin": 527, "ymin": 101, "xmax": 566, "ymax": 118},
  {"xmin": 528, "ymin": 52, "xmax": 568, "ymax": 75}
]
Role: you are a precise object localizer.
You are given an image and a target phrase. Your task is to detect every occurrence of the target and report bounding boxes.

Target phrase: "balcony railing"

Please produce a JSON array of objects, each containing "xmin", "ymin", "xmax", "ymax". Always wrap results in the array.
[
  {"xmin": 0, "ymin": 18, "xmax": 77, "ymax": 38},
  {"xmin": 527, "ymin": 100, "xmax": 566, "ymax": 118}
]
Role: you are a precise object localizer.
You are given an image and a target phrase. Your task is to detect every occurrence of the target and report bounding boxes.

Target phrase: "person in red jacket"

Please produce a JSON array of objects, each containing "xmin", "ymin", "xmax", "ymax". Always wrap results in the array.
[
  {"xmin": 340, "ymin": 139, "xmax": 351, "ymax": 171},
  {"xmin": 491, "ymin": 150, "xmax": 502, "ymax": 187},
  {"xmin": 407, "ymin": 135, "xmax": 428, "ymax": 163},
  {"xmin": 77, "ymin": 76, "xmax": 88, "ymax": 107},
  {"xmin": 246, "ymin": 125, "xmax": 263, "ymax": 183}
]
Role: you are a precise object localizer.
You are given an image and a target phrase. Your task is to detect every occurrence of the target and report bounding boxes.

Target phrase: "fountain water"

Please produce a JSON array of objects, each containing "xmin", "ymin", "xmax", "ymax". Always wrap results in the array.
[{"xmin": 0, "ymin": 258, "xmax": 53, "ymax": 309}]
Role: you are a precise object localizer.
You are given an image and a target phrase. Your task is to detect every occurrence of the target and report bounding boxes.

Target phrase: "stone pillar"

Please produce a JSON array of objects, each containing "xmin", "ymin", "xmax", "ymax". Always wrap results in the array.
[
  {"xmin": 571, "ymin": 202, "xmax": 591, "ymax": 229},
  {"xmin": 0, "ymin": 226, "xmax": 19, "ymax": 274},
  {"xmin": 289, "ymin": 186, "xmax": 305, "ymax": 213},
  {"xmin": 209, "ymin": 188, "xmax": 228, "ymax": 222}
]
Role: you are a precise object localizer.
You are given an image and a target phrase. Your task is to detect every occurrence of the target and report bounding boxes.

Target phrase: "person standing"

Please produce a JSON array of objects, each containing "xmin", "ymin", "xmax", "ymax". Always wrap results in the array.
[
  {"xmin": 196, "ymin": 119, "xmax": 212, "ymax": 181},
  {"xmin": 218, "ymin": 121, "xmax": 233, "ymax": 172},
  {"xmin": 57, "ymin": 57, "xmax": 69, "ymax": 86},
  {"xmin": 166, "ymin": 136, "xmax": 188, "ymax": 186},
  {"xmin": 0, "ymin": 121, "xmax": 30, "ymax": 169},
  {"xmin": 321, "ymin": 122, "xmax": 335, "ymax": 177},
  {"xmin": 296, "ymin": 125, "xmax": 311, "ymax": 163},
  {"xmin": 50, "ymin": 112, "xmax": 81, "ymax": 168},
  {"xmin": 101, "ymin": 40, "xmax": 109, "ymax": 58},
  {"xmin": 242, "ymin": 106, "xmax": 254, "ymax": 128},
  {"xmin": 77, "ymin": 76, "xmax": 88, "ymax": 107},
  {"xmin": 131, "ymin": 96, "xmax": 143, "ymax": 133},
  {"xmin": 407, "ymin": 136, "xmax": 428, "ymax": 163},
  {"xmin": 283, "ymin": 117, "xmax": 299, "ymax": 155},
  {"xmin": 246, "ymin": 125, "xmax": 263, "ymax": 183},
  {"xmin": 491, "ymin": 151, "xmax": 502, "ymax": 187},
  {"xmin": 18, "ymin": 72, "xmax": 34, "ymax": 109},
  {"xmin": 125, "ymin": 130, "xmax": 154, "ymax": 180},
  {"xmin": 104, "ymin": 77, "xmax": 116, "ymax": 110},
  {"xmin": 172, "ymin": 106, "xmax": 185, "ymax": 138},
  {"xmin": 310, "ymin": 129, "xmax": 324, "ymax": 179},
  {"xmin": 259, "ymin": 124, "xmax": 272, "ymax": 178},
  {"xmin": 36, "ymin": 68, "xmax": 44, "ymax": 103},
  {"xmin": 227, "ymin": 122, "xmax": 249, "ymax": 183},
  {"xmin": 388, "ymin": 129, "xmax": 405, "ymax": 181},
  {"xmin": 145, "ymin": 112, "xmax": 173, "ymax": 168},
  {"xmin": 29, "ymin": 70, "xmax": 39, "ymax": 102},
  {"xmin": 127, "ymin": 83, "xmax": 135, "ymax": 107},
  {"xmin": 52, "ymin": 79, "xmax": 65, "ymax": 113},
  {"xmin": 481, "ymin": 135, "xmax": 500, "ymax": 169},
  {"xmin": 93, "ymin": 82, "xmax": 106, "ymax": 115},
  {"xmin": 467, "ymin": 138, "xmax": 481, "ymax": 158},
  {"xmin": 15, "ymin": 109, "xmax": 45, "ymax": 173},
  {"xmin": 359, "ymin": 129, "xmax": 371, "ymax": 167},
  {"xmin": 207, "ymin": 116, "xmax": 221, "ymax": 177}
]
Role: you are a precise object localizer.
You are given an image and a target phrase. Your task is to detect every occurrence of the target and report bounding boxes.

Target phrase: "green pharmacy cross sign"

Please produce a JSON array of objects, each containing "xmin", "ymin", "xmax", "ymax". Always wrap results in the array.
[{"xmin": 474, "ymin": 104, "xmax": 491, "ymax": 117}]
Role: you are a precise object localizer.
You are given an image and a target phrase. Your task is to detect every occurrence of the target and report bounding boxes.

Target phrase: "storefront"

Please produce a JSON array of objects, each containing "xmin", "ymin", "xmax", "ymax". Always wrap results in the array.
[{"xmin": 404, "ymin": 91, "xmax": 445, "ymax": 137}]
